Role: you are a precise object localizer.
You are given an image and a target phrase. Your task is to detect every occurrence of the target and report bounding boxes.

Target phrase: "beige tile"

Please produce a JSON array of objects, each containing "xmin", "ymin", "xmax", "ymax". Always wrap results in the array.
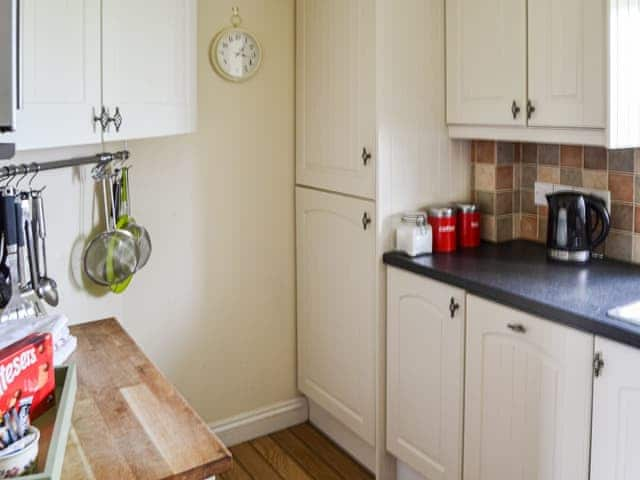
[
  {"xmin": 481, "ymin": 214, "xmax": 497, "ymax": 242},
  {"xmin": 497, "ymin": 215, "xmax": 514, "ymax": 242},
  {"xmin": 538, "ymin": 165, "xmax": 560, "ymax": 184},
  {"xmin": 606, "ymin": 230, "xmax": 633, "ymax": 262},
  {"xmin": 635, "ymin": 149, "xmax": 640, "ymax": 173},
  {"xmin": 582, "ymin": 169, "xmax": 608, "ymax": 190},
  {"xmin": 520, "ymin": 215, "xmax": 538, "ymax": 241},
  {"xmin": 475, "ymin": 163, "xmax": 496, "ymax": 191},
  {"xmin": 512, "ymin": 213, "xmax": 521, "ymax": 238}
]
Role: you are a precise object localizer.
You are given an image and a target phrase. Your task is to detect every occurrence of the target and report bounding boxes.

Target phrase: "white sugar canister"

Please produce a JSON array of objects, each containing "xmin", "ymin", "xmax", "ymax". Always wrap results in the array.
[{"xmin": 396, "ymin": 213, "xmax": 432, "ymax": 256}]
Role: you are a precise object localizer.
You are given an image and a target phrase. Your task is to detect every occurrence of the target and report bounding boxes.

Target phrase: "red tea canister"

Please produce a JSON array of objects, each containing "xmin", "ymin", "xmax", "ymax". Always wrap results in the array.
[
  {"xmin": 428, "ymin": 206, "xmax": 457, "ymax": 253},
  {"xmin": 457, "ymin": 203, "xmax": 481, "ymax": 248}
]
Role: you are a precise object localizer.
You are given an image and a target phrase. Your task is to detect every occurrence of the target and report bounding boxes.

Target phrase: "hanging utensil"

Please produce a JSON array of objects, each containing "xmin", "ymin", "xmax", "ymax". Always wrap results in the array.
[
  {"xmin": 0, "ymin": 187, "xmax": 33, "ymax": 322},
  {"xmin": 30, "ymin": 189, "xmax": 58, "ymax": 306},
  {"xmin": 18, "ymin": 192, "xmax": 46, "ymax": 317},
  {"xmin": 82, "ymin": 173, "xmax": 138, "ymax": 286}
]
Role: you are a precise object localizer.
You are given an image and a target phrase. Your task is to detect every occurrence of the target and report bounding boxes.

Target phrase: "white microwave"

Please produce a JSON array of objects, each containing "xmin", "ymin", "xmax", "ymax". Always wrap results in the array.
[{"xmin": 0, "ymin": 0, "xmax": 17, "ymax": 159}]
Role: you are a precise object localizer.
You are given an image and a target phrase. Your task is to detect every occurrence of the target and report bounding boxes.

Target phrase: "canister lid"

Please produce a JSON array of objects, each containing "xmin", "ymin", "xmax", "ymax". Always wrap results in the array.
[
  {"xmin": 428, "ymin": 206, "xmax": 456, "ymax": 218},
  {"xmin": 401, "ymin": 212, "xmax": 427, "ymax": 225},
  {"xmin": 456, "ymin": 203, "xmax": 478, "ymax": 214}
]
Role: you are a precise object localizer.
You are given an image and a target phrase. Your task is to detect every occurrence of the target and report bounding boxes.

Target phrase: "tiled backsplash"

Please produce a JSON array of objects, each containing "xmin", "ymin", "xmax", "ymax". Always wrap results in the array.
[{"xmin": 471, "ymin": 141, "xmax": 640, "ymax": 263}]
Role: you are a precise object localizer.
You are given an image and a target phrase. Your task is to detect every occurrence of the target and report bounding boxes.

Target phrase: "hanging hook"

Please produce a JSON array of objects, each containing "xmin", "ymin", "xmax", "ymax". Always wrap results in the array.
[
  {"xmin": 28, "ymin": 163, "xmax": 41, "ymax": 190},
  {"xmin": 15, "ymin": 164, "xmax": 29, "ymax": 189},
  {"xmin": 2, "ymin": 166, "xmax": 17, "ymax": 188}
]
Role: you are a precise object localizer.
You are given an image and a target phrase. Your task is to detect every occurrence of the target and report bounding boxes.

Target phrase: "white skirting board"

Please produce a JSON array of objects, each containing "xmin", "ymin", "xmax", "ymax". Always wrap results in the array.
[{"xmin": 208, "ymin": 397, "xmax": 309, "ymax": 447}]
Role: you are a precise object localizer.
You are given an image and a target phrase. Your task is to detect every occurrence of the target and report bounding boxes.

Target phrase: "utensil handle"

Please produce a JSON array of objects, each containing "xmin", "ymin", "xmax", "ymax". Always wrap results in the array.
[
  {"xmin": 14, "ymin": 199, "xmax": 24, "ymax": 248},
  {"xmin": 2, "ymin": 192, "xmax": 17, "ymax": 247}
]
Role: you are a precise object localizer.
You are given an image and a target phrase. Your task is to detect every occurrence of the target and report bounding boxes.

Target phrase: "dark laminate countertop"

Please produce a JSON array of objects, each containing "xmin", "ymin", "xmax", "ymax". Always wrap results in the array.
[{"xmin": 383, "ymin": 240, "xmax": 640, "ymax": 349}]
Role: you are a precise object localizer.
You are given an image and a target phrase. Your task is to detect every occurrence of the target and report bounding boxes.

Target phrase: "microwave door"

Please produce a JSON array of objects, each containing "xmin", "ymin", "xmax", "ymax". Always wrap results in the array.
[{"xmin": 0, "ymin": 0, "xmax": 17, "ymax": 134}]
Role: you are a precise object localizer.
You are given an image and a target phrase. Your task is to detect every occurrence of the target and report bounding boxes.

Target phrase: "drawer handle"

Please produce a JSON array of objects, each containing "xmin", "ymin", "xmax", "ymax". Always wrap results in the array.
[
  {"xmin": 507, "ymin": 323, "xmax": 527, "ymax": 334},
  {"xmin": 449, "ymin": 297, "xmax": 460, "ymax": 318}
]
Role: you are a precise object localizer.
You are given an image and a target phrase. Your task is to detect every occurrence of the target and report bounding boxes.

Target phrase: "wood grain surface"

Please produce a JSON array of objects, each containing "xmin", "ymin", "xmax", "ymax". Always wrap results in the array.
[{"xmin": 58, "ymin": 318, "xmax": 232, "ymax": 479}]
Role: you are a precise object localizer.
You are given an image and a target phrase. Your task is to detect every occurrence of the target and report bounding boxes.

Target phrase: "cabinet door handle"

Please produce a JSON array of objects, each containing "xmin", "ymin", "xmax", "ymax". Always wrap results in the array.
[
  {"xmin": 362, "ymin": 212, "xmax": 372, "ymax": 230},
  {"xmin": 594, "ymin": 352, "xmax": 605, "ymax": 377},
  {"xmin": 109, "ymin": 107, "xmax": 123, "ymax": 133},
  {"xmin": 527, "ymin": 100, "xmax": 536, "ymax": 120},
  {"xmin": 511, "ymin": 100, "xmax": 520, "ymax": 120},
  {"xmin": 449, "ymin": 297, "xmax": 460, "ymax": 318},
  {"xmin": 507, "ymin": 323, "xmax": 527, "ymax": 334},
  {"xmin": 361, "ymin": 147, "xmax": 372, "ymax": 166},
  {"xmin": 93, "ymin": 106, "xmax": 110, "ymax": 132}
]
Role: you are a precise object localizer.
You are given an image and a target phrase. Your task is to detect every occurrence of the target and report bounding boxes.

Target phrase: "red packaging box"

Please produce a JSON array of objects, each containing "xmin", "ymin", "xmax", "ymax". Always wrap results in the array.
[{"xmin": 0, "ymin": 333, "xmax": 55, "ymax": 421}]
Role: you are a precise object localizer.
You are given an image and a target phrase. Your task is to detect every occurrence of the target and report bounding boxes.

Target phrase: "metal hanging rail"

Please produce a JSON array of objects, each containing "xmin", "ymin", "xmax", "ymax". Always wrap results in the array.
[{"xmin": 0, "ymin": 150, "xmax": 130, "ymax": 179}]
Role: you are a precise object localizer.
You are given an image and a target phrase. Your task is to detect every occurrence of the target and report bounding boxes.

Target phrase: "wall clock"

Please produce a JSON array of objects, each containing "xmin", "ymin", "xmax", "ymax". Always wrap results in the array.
[{"xmin": 210, "ymin": 7, "xmax": 262, "ymax": 82}]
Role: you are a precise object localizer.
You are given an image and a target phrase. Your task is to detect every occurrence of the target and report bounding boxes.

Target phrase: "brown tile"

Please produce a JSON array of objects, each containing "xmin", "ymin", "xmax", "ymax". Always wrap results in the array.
[
  {"xmin": 471, "ymin": 141, "xmax": 477, "ymax": 163},
  {"xmin": 539, "ymin": 205, "xmax": 549, "ymax": 217},
  {"xmin": 521, "ymin": 190, "xmax": 536, "ymax": 215},
  {"xmin": 496, "ymin": 191, "xmax": 514, "ymax": 215},
  {"xmin": 514, "ymin": 143, "xmax": 522, "ymax": 163},
  {"xmin": 520, "ymin": 215, "xmax": 538, "ymax": 241},
  {"xmin": 521, "ymin": 165, "xmax": 538, "ymax": 189},
  {"xmin": 635, "ymin": 206, "xmax": 640, "ymax": 233},
  {"xmin": 560, "ymin": 167, "xmax": 582, "ymax": 187},
  {"xmin": 497, "ymin": 142, "xmax": 515, "ymax": 164},
  {"xmin": 497, "ymin": 215, "xmax": 514, "ymax": 242},
  {"xmin": 476, "ymin": 141, "xmax": 496, "ymax": 164},
  {"xmin": 476, "ymin": 191, "xmax": 495, "ymax": 214},
  {"xmin": 583, "ymin": 170, "xmax": 608, "ymax": 190},
  {"xmin": 522, "ymin": 143, "xmax": 538, "ymax": 164},
  {"xmin": 609, "ymin": 149, "xmax": 635, "ymax": 173},
  {"xmin": 609, "ymin": 173, "xmax": 634, "ymax": 202},
  {"xmin": 611, "ymin": 203, "xmax": 634, "ymax": 231},
  {"xmin": 496, "ymin": 165, "xmax": 514, "ymax": 190},
  {"xmin": 538, "ymin": 216, "xmax": 548, "ymax": 244},
  {"xmin": 605, "ymin": 230, "xmax": 633, "ymax": 262},
  {"xmin": 539, "ymin": 144, "xmax": 560, "ymax": 165},
  {"xmin": 538, "ymin": 165, "xmax": 560, "ymax": 184},
  {"xmin": 513, "ymin": 190, "xmax": 521, "ymax": 212},
  {"xmin": 584, "ymin": 146, "xmax": 607, "ymax": 170},
  {"xmin": 633, "ymin": 235, "xmax": 640, "ymax": 264},
  {"xmin": 475, "ymin": 163, "xmax": 496, "ymax": 191},
  {"xmin": 636, "ymin": 175, "xmax": 640, "ymax": 204},
  {"xmin": 481, "ymin": 214, "xmax": 497, "ymax": 242},
  {"xmin": 635, "ymin": 149, "xmax": 640, "ymax": 173},
  {"xmin": 560, "ymin": 145, "xmax": 583, "ymax": 168}
]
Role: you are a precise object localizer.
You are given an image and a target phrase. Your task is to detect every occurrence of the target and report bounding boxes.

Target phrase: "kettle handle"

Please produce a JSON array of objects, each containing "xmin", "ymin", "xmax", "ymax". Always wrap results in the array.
[{"xmin": 587, "ymin": 197, "xmax": 611, "ymax": 248}]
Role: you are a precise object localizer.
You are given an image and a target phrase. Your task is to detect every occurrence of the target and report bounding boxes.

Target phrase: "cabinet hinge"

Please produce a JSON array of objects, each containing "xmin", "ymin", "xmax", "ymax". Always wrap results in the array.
[{"xmin": 594, "ymin": 352, "xmax": 605, "ymax": 378}]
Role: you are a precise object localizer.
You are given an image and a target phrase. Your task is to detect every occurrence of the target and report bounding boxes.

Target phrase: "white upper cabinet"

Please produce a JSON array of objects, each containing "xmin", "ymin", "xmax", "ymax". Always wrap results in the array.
[
  {"xmin": 591, "ymin": 337, "xmax": 640, "ymax": 480},
  {"xmin": 446, "ymin": 0, "xmax": 526, "ymax": 127},
  {"xmin": 296, "ymin": 0, "xmax": 375, "ymax": 199},
  {"xmin": 528, "ymin": 0, "xmax": 605, "ymax": 129},
  {"xmin": 464, "ymin": 295, "xmax": 593, "ymax": 480},
  {"xmin": 447, "ymin": 0, "xmax": 640, "ymax": 148},
  {"xmin": 386, "ymin": 268, "xmax": 464, "ymax": 480},
  {"xmin": 10, "ymin": 0, "xmax": 102, "ymax": 150},
  {"xmin": 296, "ymin": 186, "xmax": 376, "ymax": 445},
  {"xmin": 102, "ymin": 0, "xmax": 196, "ymax": 142}
]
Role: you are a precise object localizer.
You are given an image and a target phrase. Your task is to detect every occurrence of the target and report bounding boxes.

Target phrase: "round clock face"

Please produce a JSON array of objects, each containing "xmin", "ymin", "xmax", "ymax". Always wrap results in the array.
[{"xmin": 211, "ymin": 29, "xmax": 262, "ymax": 82}]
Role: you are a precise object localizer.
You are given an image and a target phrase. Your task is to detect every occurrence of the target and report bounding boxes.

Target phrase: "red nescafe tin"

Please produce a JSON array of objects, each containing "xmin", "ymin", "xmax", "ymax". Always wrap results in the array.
[
  {"xmin": 428, "ymin": 206, "xmax": 457, "ymax": 253},
  {"xmin": 457, "ymin": 203, "xmax": 481, "ymax": 248}
]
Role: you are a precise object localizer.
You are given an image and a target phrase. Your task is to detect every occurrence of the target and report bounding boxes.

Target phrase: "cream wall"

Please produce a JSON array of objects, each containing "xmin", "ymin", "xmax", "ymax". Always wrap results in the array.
[{"xmin": 8, "ymin": 0, "xmax": 297, "ymax": 423}]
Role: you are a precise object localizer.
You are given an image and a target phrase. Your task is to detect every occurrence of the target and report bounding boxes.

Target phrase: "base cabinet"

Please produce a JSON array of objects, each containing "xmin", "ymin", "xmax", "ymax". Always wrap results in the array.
[
  {"xmin": 591, "ymin": 337, "xmax": 640, "ymax": 480},
  {"xmin": 386, "ymin": 268, "xmax": 465, "ymax": 480},
  {"xmin": 296, "ymin": 186, "xmax": 376, "ymax": 445},
  {"xmin": 464, "ymin": 295, "xmax": 593, "ymax": 480}
]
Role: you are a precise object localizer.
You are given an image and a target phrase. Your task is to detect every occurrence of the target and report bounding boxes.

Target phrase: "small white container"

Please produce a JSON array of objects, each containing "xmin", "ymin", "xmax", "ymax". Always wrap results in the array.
[
  {"xmin": 0, "ymin": 427, "xmax": 40, "ymax": 479},
  {"xmin": 396, "ymin": 213, "xmax": 432, "ymax": 257}
]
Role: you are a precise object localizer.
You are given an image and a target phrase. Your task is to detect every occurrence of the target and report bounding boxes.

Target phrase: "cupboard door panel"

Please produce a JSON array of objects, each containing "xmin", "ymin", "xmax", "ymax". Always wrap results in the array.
[
  {"xmin": 12, "ymin": 0, "xmax": 102, "ymax": 150},
  {"xmin": 446, "ymin": 0, "xmax": 526, "ymax": 126},
  {"xmin": 102, "ymin": 0, "xmax": 196, "ymax": 142},
  {"xmin": 528, "ymin": 0, "xmax": 605, "ymax": 128},
  {"xmin": 464, "ymin": 295, "xmax": 593, "ymax": 480},
  {"xmin": 296, "ymin": 187, "xmax": 376, "ymax": 445},
  {"xmin": 296, "ymin": 0, "xmax": 375, "ymax": 199},
  {"xmin": 591, "ymin": 337, "xmax": 640, "ymax": 480},
  {"xmin": 386, "ymin": 268, "xmax": 464, "ymax": 480}
]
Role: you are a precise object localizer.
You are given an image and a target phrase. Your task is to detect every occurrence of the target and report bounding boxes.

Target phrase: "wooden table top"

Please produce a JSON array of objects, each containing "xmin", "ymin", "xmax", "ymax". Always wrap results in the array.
[{"xmin": 57, "ymin": 318, "xmax": 232, "ymax": 480}]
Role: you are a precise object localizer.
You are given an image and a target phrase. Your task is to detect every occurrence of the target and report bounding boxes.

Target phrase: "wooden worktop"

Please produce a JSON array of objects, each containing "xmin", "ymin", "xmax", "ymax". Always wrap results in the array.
[{"xmin": 57, "ymin": 318, "xmax": 232, "ymax": 479}]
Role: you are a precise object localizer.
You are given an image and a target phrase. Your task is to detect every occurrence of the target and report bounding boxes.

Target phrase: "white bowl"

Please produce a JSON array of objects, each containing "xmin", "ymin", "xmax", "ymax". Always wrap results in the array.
[{"xmin": 0, "ymin": 427, "xmax": 40, "ymax": 478}]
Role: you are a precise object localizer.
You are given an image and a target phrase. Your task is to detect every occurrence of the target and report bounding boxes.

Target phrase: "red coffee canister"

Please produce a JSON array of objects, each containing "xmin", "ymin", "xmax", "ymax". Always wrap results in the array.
[
  {"xmin": 428, "ymin": 206, "xmax": 457, "ymax": 253},
  {"xmin": 457, "ymin": 203, "xmax": 481, "ymax": 248}
]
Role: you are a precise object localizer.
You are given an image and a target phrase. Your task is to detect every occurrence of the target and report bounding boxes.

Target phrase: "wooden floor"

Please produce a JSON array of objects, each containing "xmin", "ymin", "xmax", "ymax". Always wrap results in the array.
[{"xmin": 219, "ymin": 423, "xmax": 374, "ymax": 480}]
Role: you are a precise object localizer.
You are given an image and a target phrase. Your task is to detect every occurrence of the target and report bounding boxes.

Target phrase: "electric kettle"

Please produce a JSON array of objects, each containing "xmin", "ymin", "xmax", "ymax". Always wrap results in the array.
[{"xmin": 546, "ymin": 192, "xmax": 611, "ymax": 263}]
